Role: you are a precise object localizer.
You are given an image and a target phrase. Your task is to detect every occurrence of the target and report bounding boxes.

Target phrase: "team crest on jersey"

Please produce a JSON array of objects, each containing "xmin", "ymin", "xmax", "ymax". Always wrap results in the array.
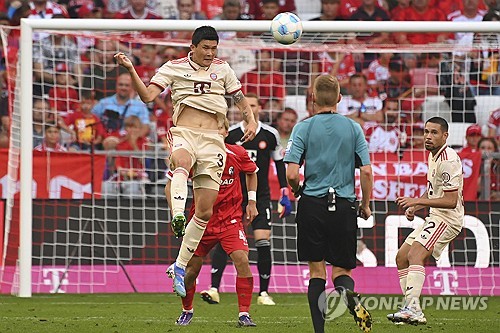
[
  {"xmin": 259, "ymin": 141, "xmax": 267, "ymax": 149},
  {"xmin": 210, "ymin": 73, "xmax": 217, "ymax": 80},
  {"xmin": 442, "ymin": 172, "xmax": 451, "ymax": 185},
  {"xmin": 229, "ymin": 166, "xmax": 234, "ymax": 175}
]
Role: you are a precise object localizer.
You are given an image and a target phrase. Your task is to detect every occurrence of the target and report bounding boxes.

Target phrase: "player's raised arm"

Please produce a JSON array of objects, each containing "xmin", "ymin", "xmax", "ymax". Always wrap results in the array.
[
  {"xmin": 114, "ymin": 52, "xmax": 162, "ymax": 103},
  {"xmin": 232, "ymin": 90, "xmax": 257, "ymax": 142}
]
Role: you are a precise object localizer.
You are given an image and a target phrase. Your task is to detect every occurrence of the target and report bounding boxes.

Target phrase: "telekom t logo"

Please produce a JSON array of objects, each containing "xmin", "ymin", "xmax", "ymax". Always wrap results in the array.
[
  {"xmin": 433, "ymin": 270, "xmax": 459, "ymax": 295},
  {"xmin": 43, "ymin": 268, "xmax": 68, "ymax": 293}
]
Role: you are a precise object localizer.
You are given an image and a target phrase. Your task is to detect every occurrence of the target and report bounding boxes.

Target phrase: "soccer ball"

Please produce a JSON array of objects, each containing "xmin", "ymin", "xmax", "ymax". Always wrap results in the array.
[{"xmin": 270, "ymin": 12, "xmax": 303, "ymax": 45}]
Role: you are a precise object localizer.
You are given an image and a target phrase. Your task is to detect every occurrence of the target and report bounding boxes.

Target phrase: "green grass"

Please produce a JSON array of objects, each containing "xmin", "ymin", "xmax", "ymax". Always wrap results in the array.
[{"xmin": 0, "ymin": 293, "xmax": 499, "ymax": 332}]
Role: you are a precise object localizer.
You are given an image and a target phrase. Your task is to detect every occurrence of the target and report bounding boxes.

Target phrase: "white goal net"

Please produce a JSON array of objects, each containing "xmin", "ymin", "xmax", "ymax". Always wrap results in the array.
[{"xmin": 0, "ymin": 19, "xmax": 498, "ymax": 297}]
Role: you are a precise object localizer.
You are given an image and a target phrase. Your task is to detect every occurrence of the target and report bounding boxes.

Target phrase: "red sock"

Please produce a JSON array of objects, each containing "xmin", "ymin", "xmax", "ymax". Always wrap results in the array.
[
  {"xmin": 236, "ymin": 276, "xmax": 253, "ymax": 313},
  {"xmin": 182, "ymin": 283, "xmax": 196, "ymax": 311}
]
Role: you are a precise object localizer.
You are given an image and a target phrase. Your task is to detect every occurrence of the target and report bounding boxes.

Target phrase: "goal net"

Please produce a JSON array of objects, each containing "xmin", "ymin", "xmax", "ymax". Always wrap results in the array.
[{"xmin": 0, "ymin": 19, "xmax": 498, "ymax": 297}]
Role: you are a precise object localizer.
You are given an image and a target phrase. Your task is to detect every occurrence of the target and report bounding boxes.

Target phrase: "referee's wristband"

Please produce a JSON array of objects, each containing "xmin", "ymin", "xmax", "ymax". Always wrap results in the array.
[{"xmin": 248, "ymin": 191, "xmax": 257, "ymax": 202}]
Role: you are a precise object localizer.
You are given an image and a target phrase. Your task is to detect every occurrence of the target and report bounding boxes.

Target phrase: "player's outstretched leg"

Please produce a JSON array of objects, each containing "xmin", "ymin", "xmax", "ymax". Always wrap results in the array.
[{"xmin": 170, "ymin": 167, "xmax": 189, "ymax": 237}]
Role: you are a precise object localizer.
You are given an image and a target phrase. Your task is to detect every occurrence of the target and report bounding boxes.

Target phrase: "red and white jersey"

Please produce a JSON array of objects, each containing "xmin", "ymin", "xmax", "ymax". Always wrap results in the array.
[
  {"xmin": 114, "ymin": 8, "xmax": 165, "ymax": 39},
  {"xmin": 488, "ymin": 108, "xmax": 500, "ymax": 139},
  {"xmin": 364, "ymin": 122, "xmax": 406, "ymax": 153},
  {"xmin": 29, "ymin": 1, "xmax": 68, "ymax": 19},
  {"xmin": 28, "ymin": 1, "xmax": 69, "ymax": 41},
  {"xmin": 169, "ymin": 144, "xmax": 258, "ymax": 234},
  {"xmin": 150, "ymin": 52, "xmax": 241, "ymax": 125},
  {"xmin": 427, "ymin": 145, "xmax": 464, "ymax": 229},
  {"xmin": 34, "ymin": 142, "xmax": 67, "ymax": 152},
  {"xmin": 367, "ymin": 59, "xmax": 389, "ymax": 86},
  {"xmin": 337, "ymin": 95, "xmax": 383, "ymax": 117}
]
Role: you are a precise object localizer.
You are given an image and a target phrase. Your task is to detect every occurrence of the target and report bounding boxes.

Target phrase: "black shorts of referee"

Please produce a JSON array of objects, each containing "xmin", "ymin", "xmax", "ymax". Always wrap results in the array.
[{"xmin": 295, "ymin": 194, "xmax": 358, "ymax": 269}]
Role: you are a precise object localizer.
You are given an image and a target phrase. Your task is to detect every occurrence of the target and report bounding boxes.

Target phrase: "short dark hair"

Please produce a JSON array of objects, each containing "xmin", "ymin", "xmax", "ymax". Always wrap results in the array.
[
  {"xmin": 192, "ymin": 26, "xmax": 219, "ymax": 46},
  {"xmin": 262, "ymin": 0, "xmax": 279, "ymax": 5},
  {"xmin": 426, "ymin": 116, "xmax": 449, "ymax": 132}
]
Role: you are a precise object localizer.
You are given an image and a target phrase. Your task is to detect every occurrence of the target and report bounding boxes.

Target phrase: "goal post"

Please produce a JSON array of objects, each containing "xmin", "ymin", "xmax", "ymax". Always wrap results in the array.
[{"xmin": 6, "ymin": 18, "xmax": 500, "ymax": 297}]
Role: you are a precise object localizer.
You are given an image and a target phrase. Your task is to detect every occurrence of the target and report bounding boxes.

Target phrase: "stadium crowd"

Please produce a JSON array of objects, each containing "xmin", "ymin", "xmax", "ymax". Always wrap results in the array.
[{"xmin": 0, "ymin": 0, "xmax": 498, "ymax": 198}]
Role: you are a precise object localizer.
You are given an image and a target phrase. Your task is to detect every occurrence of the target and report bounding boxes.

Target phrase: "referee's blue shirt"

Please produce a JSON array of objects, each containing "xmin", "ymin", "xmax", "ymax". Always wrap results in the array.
[{"xmin": 284, "ymin": 113, "xmax": 370, "ymax": 201}]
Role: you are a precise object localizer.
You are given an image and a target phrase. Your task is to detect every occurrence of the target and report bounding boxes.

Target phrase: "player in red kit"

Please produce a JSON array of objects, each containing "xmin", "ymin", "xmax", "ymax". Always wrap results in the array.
[{"xmin": 165, "ymin": 119, "xmax": 259, "ymax": 327}]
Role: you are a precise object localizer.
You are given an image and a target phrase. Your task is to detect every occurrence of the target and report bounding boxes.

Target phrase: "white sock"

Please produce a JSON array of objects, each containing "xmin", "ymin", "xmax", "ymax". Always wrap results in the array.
[
  {"xmin": 170, "ymin": 167, "xmax": 189, "ymax": 216},
  {"xmin": 176, "ymin": 216, "xmax": 208, "ymax": 268},
  {"xmin": 239, "ymin": 312, "xmax": 249, "ymax": 317},
  {"xmin": 398, "ymin": 268, "xmax": 409, "ymax": 295},
  {"xmin": 405, "ymin": 265, "xmax": 426, "ymax": 312}
]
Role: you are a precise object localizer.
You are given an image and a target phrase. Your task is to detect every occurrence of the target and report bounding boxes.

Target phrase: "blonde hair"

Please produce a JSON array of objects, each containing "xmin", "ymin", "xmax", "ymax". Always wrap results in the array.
[
  {"xmin": 313, "ymin": 75, "xmax": 340, "ymax": 107},
  {"xmin": 222, "ymin": 117, "xmax": 229, "ymax": 131}
]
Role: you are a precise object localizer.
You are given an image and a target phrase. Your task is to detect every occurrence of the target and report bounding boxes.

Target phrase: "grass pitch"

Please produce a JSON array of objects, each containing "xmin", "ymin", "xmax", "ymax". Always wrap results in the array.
[{"xmin": 0, "ymin": 293, "xmax": 499, "ymax": 332}]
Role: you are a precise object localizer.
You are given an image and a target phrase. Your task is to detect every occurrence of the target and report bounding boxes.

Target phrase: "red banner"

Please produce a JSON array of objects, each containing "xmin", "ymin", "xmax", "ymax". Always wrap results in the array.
[
  {"xmin": 269, "ymin": 150, "xmax": 481, "ymax": 201},
  {"xmin": 458, "ymin": 150, "xmax": 482, "ymax": 201},
  {"xmin": 0, "ymin": 151, "xmax": 106, "ymax": 199}
]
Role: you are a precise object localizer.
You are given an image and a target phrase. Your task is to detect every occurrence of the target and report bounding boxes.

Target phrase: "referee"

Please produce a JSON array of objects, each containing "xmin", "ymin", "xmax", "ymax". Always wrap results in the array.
[{"xmin": 284, "ymin": 75, "xmax": 373, "ymax": 333}]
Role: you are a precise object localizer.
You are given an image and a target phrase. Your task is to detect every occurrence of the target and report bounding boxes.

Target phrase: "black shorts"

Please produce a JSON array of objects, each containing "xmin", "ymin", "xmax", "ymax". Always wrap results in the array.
[
  {"xmin": 250, "ymin": 200, "xmax": 272, "ymax": 231},
  {"xmin": 295, "ymin": 194, "xmax": 358, "ymax": 269}
]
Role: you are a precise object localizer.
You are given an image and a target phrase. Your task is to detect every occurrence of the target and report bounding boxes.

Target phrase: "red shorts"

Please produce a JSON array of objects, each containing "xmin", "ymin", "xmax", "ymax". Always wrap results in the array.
[{"xmin": 194, "ymin": 224, "xmax": 249, "ymax": 257}]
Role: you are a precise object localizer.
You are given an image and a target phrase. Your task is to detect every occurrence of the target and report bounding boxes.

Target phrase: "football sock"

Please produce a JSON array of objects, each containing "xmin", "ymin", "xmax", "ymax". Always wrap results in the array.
[
  {"xmin": 181, "ymin": 283, "xmax": 196, "ymax": 311},
  {"xmin": 405, "ymin": 265, "xmax": 426, "ymax": 312},
  {"xmin": 398, "ymin": 268, "xmax": 409, "ymax": 295},
  {"xmin": 255, "ymin": 239, "xmax": 272, "ymax": 294},
  {"xmin": 210, "ymin": 243, "xmax": 228, "ymax": 290},
  {"xmin": 176, "ymin": 216, "xmax": 208, "ymax": 268},
  {"xmin": 236, "ymin": 276, "xmax": 254, "ymax": 313},
  {"xmin": 308, "ymin": 278, "xmax": 326, "ymax": 333},
  {"xmin": 333, "ymin": 274, "xmax": 355, "ymax": 292},
  {"xmin": 170, "ymin": 167, "xmax": 189, "ymax": 217}
]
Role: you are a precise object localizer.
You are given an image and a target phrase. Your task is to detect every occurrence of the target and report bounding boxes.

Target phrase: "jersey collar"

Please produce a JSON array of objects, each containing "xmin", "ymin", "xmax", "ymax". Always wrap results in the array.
[
  {"xmin": 187, "ymin": 52, "xmax": 210, "ymax": 71},
  {"xmin": 432, "ymin": 144, "xmax": 447, "ymax": 162}
]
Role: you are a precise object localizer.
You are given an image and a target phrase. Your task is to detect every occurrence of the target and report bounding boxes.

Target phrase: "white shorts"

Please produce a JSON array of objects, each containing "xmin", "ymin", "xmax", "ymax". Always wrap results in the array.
[
  {"xmin": 169, "ymin": 126, "xmax": 226, "ymax": 190},
  {"xmin": 404, "ymin": 217, "xmax": 461, "ymax": 260}
]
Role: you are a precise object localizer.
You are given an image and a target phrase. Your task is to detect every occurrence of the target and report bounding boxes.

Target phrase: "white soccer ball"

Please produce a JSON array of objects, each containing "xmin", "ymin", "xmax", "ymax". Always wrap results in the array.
[{"xmin": 270, "ymin": 12, "xmax": 303, "ymax": 45}]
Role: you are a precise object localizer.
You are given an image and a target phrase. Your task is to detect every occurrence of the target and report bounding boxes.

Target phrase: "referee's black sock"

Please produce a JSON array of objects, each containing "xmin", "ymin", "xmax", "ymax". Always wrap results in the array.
[
  {"xmin": 210, "ymin": 243, "xmax": 228, "ymax": 290},
  {"xmin": 333, "ymin": 274, "xmax": 355, "ymax": 292},
  {"xmin": 255, "ymin": 239, "xmax": 272, "ymax": 294},
  {"xmin": 308, "ymin": 278, "xmax": 326, "ymax": 333}
]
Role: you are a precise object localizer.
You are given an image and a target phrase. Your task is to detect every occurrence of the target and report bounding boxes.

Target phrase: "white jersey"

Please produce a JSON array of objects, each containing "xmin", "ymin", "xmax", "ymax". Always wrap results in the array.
[
  {"xmin": 427, "ymin": 145, "xmax": 464, "ymax": 229},
  {"xmin": 337, "ymin": 95, "xmax": 383, "ymax": 117},
  {"xmin": 150, "ymin": 52, "xmax": 242, "ymax": 125}
]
